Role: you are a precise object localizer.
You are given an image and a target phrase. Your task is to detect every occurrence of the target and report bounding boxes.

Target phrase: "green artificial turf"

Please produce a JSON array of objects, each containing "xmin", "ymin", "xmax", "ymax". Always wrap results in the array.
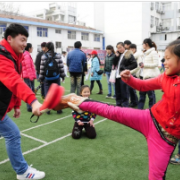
[{"xmin": 0, "ymin": 75, "xmax": 180, "ymax": 180}]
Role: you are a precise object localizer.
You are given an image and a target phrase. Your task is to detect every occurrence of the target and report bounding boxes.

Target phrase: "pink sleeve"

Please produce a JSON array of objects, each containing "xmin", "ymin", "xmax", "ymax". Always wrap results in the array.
[{"xmin": 122, "ymin": 74, "xmax": 163, "ymax": 92}]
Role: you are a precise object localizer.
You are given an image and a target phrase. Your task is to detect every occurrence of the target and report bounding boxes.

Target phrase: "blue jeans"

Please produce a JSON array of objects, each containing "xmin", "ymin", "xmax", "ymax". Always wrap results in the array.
[
  {"xmin": 105, "ymin": 72, "xmax": 116, "ymax": 95},
  {"xmin": 0, "ymin": 115, "xmax": 28, "ymax": 174},
  {"xmin": 24, "ymin": 78, "xmax": 34, "ymax": 111}
]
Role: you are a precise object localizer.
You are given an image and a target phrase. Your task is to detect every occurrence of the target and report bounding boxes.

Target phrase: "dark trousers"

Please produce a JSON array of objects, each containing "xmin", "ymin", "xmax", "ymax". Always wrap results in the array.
[
  {"xmin": 72, "ymin": 122, "xmax": 96, "ymax": 139},
  {"xmin": 90, "ymin": 80, "xmax": 103, "ymax": 92},
  {"xmin": 128, "ymin": 85, "xmax": 138, "ymax": 105},
  {"xmin": 44, "ymin": 78, "xmax": 61, "ymax": 113},
  {"xmin": 115, "ymin": 78, "xmax": 129, "ymax": 107},
  {"xmin": 24, "ymin": 78, "xmax": 34, "ymax": 111},
  {"xmin": 37, "ymin": 73, "xmax": 44, "ymax": 97},
  {"xmin": 70, "ymin": 73, "xmax": 82, "ymax": 95},
  {"xmin": 81, "ymin": 73, "xmax": 85, "ymax": 86},
  {"xmin": 138, "ymin": 76, "xmax": 156, "ymax": 109}
]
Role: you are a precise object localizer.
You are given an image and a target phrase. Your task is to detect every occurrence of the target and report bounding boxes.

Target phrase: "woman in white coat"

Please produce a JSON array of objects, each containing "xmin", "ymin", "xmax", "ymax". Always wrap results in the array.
[{"xmin": 134, "ymin": 38, "xmax": 160, "ymax": 109}]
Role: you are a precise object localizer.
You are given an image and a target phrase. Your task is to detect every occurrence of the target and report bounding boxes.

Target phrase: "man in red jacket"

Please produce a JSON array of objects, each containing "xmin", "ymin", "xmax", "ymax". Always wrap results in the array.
[{"xmin": 0, "ymin": 24, "xmax": 45, "ymax": 179}]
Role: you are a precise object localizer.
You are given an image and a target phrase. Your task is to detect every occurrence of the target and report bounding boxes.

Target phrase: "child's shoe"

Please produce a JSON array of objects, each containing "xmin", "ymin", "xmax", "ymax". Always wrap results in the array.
[
  {"xmin": 170, "ymin": 154, "xmax": 180, "ymax": 165},
  {"xmin": 17, "ymin": 165, "xmax": 45, "ymax": 179},
  {"xmin": 53, "ymin": 93, "xmax": 87, "ymax": 113}
]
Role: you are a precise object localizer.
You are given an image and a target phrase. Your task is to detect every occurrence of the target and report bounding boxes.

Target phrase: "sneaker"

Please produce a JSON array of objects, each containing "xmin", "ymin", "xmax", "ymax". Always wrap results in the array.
[
  {"xmin": 106, "ymin": 94, "xmax": 111, "ymax": 98},
  {"xmin": 129, "ymin": 103, "xmax": 138, "ymax": 107},
  {"xmin": 57, "ymin": 110, "xmax": 63, "ymax": 114},
  {"xmin": 17, "ymin": 165, "xmax": 45, "ymax": 179},
  {"xmin": 53, "ymin": 93, "xmax": 88, "ymax": 113},
  {"xmin": 170, "ymin": 155, "xmax": 180, "ymax": 165},
  {"xmin": 111, "ymin": 95, "xmax": 116, "ymax": 99}
]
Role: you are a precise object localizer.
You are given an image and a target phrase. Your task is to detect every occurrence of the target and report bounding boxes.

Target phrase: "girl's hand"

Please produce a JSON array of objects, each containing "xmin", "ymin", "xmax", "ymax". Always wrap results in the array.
[
  {"xmin": 78, "ymin": 121, "xmax": 84, "ymax": 126},
  {"xmin": 89, "ymin": 120, "xmax": 94, "ymax": 127},
  {"xmin": 103, "ymin": 73, "xmax": 106, "ymax": 76},
  {"xmin": 120, "ymin": 70, "xmax": 131, "ymax": 81},
  {"xmin": 140, "ymin": 63, "xmax": 144, "ymax": 68},
  {"xmin": 115, "ymin": 51, "xmax": 120, "ymax": 57},
  {"xmin": 91, "ymin": 73, "xmax": 93, "ymax": 77}
]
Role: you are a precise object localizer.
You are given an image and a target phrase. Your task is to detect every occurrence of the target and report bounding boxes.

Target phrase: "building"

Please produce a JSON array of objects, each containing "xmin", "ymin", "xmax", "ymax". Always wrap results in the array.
[
  {"xmin": 91, "ymin": 2, "xmax": 180, "ymax": 63},
  {"xmin": 0, "ymin": 13, "xmax": 103, "ymax": 61}
]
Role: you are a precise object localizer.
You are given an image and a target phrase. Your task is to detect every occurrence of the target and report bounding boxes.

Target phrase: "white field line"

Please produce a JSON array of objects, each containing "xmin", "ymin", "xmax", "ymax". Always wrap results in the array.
[
  {"xmin": 21, "ymin": 115, "xmax": 71, "ymax": 133},
  {"xmin": 21, "ymin": 133, "xmax": 47, "ymax": 144},
  {"xmin": 0, "ymin": 118, "xmax": 107, "ymax": 165}
]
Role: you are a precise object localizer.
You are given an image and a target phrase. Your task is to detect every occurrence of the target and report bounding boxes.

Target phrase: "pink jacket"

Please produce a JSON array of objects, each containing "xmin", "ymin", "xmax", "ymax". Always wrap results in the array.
[{"xmin": 22, "ymin": 51, "xmax": 36, "ymax": 81}]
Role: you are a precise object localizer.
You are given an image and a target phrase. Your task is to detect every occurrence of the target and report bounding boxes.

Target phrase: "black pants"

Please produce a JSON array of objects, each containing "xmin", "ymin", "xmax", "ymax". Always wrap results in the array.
[
  {"xmin": 115, "ymin": 78, "xmax": 129, "ymax": 107},
  {"xmin": 128, "ymin": 85, "xmax": 138, "ymax": 105},
  {"xmin": 90, "ymin": 80, "xmax": 102, "ymax": 92},
  {"xmin": 138, "ymin": 76, "xmax": 156, "ymax": 109},
  {"xmin": 81, "ymin": 73, "xmax": 85, "ymax": 86},
  {"xmin": 72, "ymin": 122, "xmax": 96, "ymax": 139}
]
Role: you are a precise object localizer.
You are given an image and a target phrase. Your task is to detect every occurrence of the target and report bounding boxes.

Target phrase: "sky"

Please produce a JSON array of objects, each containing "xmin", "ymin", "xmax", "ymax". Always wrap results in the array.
[{"xmin": 12, "ymin": 2, "xmax": 94, "ymax": 27}]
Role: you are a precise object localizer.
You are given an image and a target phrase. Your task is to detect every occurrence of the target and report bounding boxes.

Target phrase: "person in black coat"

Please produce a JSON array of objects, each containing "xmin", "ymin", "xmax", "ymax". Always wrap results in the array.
[{"xmin": 112, "ymin": 42, "xmax": 137, "ymax": 107}]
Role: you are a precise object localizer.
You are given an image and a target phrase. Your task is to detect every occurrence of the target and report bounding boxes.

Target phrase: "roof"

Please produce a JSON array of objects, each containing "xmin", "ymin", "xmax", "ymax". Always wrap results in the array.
[{"xmin": 0, "ymin": 13, "xmax": 103, "ymax": 34}]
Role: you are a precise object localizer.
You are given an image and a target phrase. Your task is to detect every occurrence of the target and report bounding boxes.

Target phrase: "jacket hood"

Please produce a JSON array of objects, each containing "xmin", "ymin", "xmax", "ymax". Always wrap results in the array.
[
  {"xmin": 0, "ymin": 39, "xmax": 23, "ymax": 61},
  {"xmin": 145, "ymin": 47, "xmax": 155, "ymax": 55}
]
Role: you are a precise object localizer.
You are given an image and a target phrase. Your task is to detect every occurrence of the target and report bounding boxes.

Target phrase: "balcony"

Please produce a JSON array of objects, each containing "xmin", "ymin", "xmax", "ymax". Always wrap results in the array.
[
  {"xmin": 150, "ymin": 7, "xmax": 154, "ymax": 10},
  {"xmin": 156, "ymin": 26, "xmax": 170, "ymax": 32},
  {"xmin": 156, "ymin": 9, "xmax": 165, "ymax": 15}
]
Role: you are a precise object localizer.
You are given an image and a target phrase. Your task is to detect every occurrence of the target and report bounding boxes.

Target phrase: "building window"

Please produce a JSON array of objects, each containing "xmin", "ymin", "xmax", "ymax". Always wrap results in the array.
[
  {"xmin": 151, "ymin": 16, "xmax": 154, "ymax": 25},
  {"xmin": 55, "ymin": 42, "xmax": 61, "ymax": 49},
  {"xmin": 60, "ymin": 15, "xmax": 64, "ymax": 22},
  {"xmin": 81, "ymin": 32, "xmax": 89, "ymax": 41},
  {"xmin": 155, "ymin": 2, "xmax": 159, "ymax": 10},
  {"xmin": 155, "ymin": 18, "xmax": 159, "ymax": 26},
  {"xmin": 162, "ymin": 19, "xmax": 171, "ymax": 27},
  {"xmin": 55, "ymin": 29, "xmax": 61, "ymax": 34},
  {"xmin": 159, "ymin": 34, "xmax": 164, "ymax": 41},
  {"xmin": 162, "ymin": 2, "xmax": 171, "ymax": 11},
  {"xmin": 151, "ymin": 2, "xmax": 154, "ymax": 9},
  {"xmin": 37, "ymin": 27, "xmax": 48, "ymax": 37},
  {"xmin": 23, "ymin": 26, "xmax": 29, "ymax": 32},
  {"xmin": 68, "ymin": 31, "xmax": 76, "ymax": 39},
  {"xmin": 165, "ymin": 34, "xmax": 167, "ymax": 41},
  {"xmin": 0, "ymin": 24, "xmax": 6, "ymax": 34},
  {"xmin": 94, "ymin": 34, "xmax": 100, "ymax": 42},
  {"xmin": 68, "ymin": 15, "xmax": 76, "ymax": 23}
]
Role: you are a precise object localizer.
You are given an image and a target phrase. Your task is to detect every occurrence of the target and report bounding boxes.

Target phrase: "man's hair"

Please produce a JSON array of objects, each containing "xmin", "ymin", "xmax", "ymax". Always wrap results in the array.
[
  {"xmin": 74, "ymin": 41, "xmax": 82, "ymax": 48},
  {"xmin": 124, "ymin": 40, "xmax": 132, "ymax": 45},
  {"xmin": 62, "ymin": 51, "xmax": 66, "ymax": 54},
  {"xmin": 41, "ymin": 42, "xmax": 46, "ymax": 48},
  {"xmin": 116, "ymin": 42, "xmax": 124, "ymax": 47},
  {"xmin": 4, "ymin": 23, "xmax": 29, "ymax": 40},
  {"xmin": 130, "ymin": 44, "xmax": 137, "ymax": 49}
]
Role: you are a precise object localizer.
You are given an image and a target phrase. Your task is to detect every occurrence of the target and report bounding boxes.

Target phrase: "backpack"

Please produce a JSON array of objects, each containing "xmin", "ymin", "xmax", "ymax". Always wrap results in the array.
[{"xmin": 44, "ymin": 53, "xmax": 60, "ymax": 80}]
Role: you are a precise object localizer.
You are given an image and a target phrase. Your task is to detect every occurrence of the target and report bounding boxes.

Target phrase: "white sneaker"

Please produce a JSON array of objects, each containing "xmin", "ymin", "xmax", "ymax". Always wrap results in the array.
[{"xmin": 17, "ymin": 165, "xmax": 45, "ymax": 180}]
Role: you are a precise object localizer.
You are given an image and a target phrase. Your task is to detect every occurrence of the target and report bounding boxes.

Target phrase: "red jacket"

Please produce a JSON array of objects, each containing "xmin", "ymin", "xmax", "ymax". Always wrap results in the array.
[
  {"xmin": 22, "ymin": 51, "xmax": 36, "ymax": 81},
  {"xmin": 0, "ymin": 39, "xmax": 36, "ymax": 120},
  {"xmin": 123, "ymin": 73, "xmax": 180, "ymax": 139}
]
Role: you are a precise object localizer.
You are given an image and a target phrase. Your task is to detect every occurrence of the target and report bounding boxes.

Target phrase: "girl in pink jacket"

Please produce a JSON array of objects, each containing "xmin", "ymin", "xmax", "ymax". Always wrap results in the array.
[{"xmin": 22, "ymin": 43, "xmax": 36, "ymax": 112}]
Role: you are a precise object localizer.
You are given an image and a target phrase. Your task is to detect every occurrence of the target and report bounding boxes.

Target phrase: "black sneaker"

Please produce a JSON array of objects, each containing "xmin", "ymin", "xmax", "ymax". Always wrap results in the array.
[
  {"xmin": 57, "ymin": 110, "xmax": 63, "ymax": 114},
  {"xmin": 129, "ymin": 103, "xmax": 137, "ymax": 107}
]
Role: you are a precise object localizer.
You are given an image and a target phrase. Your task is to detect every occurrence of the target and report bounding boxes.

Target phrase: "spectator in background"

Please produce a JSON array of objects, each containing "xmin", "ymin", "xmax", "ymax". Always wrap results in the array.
[
  {"xmin": 90, "ymin": 50, "xmax": 103, "ymax": 94},
  {"xmin": 62, "ymin": 51, "xmax": 69, "ymax": 78},
  {"xmin": 22, "ymin": 43, "xmax": 36, "ymax": 112},
  {"xmin": 39, "ymin": 42, "xmax": 65, "ymax": 114},
  {"xmin": 80, "ymin": 49, "xmax": 87, "ymax": 86},
  {"xmin": 113, "ymin": 42, "xmax": 137, "ymax": 107},
  {"xmin": 35, "ymin": 42, "xmax": 46, "ymax": 99},
  {"xmin": 124, "ymin": 40, "xmax": 138, "ymax": 107},
  {"xmin": 67, "ymin": 41, "xmax": 86, "ymax": 95},
  {"xmin": 103, "ymin": 45, "xmax": 116, "ymax": 99},
  {"xmin": 160, "ymin": 58, "xmax": 165, "ymax": 72},
  {"xmin": 85, "ymin": 53, "xmax": 92, "ymax": 81}
]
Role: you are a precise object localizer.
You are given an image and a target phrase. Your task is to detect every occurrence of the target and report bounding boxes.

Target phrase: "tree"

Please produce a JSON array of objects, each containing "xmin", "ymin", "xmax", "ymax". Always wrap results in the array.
[{"xmin": 0, "ymin": 2, "xmax": 20, "ymax": 16}]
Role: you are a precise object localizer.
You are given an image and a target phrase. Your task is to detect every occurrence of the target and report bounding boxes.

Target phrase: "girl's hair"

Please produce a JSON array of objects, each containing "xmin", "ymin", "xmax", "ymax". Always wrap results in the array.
[
  {"xmin": 46, "ymin": 42, "xmax": 55, "ymax": 56},
  {"xmin": 106, "ymin": 45, "xmax": 115, "ymax": 54},
  {"xmin": 166, "ymin": 40, "xmax": 180, "ymax": 58},
  {"xmin": 25, "ymin": 43, "xmax": 32, "ymax": 51},
  {"xmin": 80, "ymin": 85, "xmax": 90, "ymax": 94},
  {"xmin": 143, "ymin": 38, "xmax": 157, "ymax": 51},
  {"xmin": 93, "ymin": 54, "xmax": 101, "ymax": 65}
]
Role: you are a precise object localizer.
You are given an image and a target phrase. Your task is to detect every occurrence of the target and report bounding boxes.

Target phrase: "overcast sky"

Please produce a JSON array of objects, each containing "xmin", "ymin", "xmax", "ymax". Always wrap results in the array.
[{"xmin": 14, "ymin": 2, "xmax": 94, "ymax": 27}]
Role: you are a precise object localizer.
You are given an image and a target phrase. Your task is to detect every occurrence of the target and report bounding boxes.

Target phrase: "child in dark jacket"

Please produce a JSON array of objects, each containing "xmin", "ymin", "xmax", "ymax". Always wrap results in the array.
[{"xmin": 72, "ymin": 85, "xmax": 97, "ymax": 139}]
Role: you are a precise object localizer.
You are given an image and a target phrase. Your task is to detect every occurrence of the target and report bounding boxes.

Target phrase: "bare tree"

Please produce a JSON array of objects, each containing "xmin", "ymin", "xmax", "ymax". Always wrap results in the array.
[{"xmin": 0, "ymin": 2, "xmax": 20, "ymax": 16}]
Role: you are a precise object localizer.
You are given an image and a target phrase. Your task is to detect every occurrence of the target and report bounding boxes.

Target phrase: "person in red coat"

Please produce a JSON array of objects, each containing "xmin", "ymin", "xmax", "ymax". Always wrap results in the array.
[
  {"xmin": 0, "ymin": 24, "xmax": 45, "ymax": 179},
  {"xmin": 22, "ymin": 43, "xmax": 37, "ymax": 112}
]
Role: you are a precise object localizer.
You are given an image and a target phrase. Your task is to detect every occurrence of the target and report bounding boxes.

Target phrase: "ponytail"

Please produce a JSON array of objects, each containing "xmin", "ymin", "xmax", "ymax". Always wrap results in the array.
[{"xmin": 143, "ymin": 38, "xmax": 157, "ymax": 51}]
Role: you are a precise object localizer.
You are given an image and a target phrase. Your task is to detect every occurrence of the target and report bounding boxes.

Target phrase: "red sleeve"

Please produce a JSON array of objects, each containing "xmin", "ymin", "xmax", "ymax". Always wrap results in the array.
[
  {"xmin": 122, "ymin": 74, "xmax": 163, "ymax": 92},
  {"xmin": 0, "ymin": 55, "xmax": 36, "ymax": 105}
]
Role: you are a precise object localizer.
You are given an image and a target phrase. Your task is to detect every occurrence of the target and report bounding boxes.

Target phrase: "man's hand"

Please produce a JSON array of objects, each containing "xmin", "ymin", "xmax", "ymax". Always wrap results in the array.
[
  {"xmin": 31, "ymin": 100, "xmax": 42, "ymax": 116},
  {"xmin": 120, "ymin": 70, "xmax": 131, "ymax": 81},
  {"xmin": 13, "ymin": 108, "xmax": 21, "ymax": 118},
  {"xmin": 88, "ymin": 120, "xmax": 94, "ymax": 127},
  {"xmin": 78, "ymin": 121, "xmax": 84, "ymax": 126}
]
